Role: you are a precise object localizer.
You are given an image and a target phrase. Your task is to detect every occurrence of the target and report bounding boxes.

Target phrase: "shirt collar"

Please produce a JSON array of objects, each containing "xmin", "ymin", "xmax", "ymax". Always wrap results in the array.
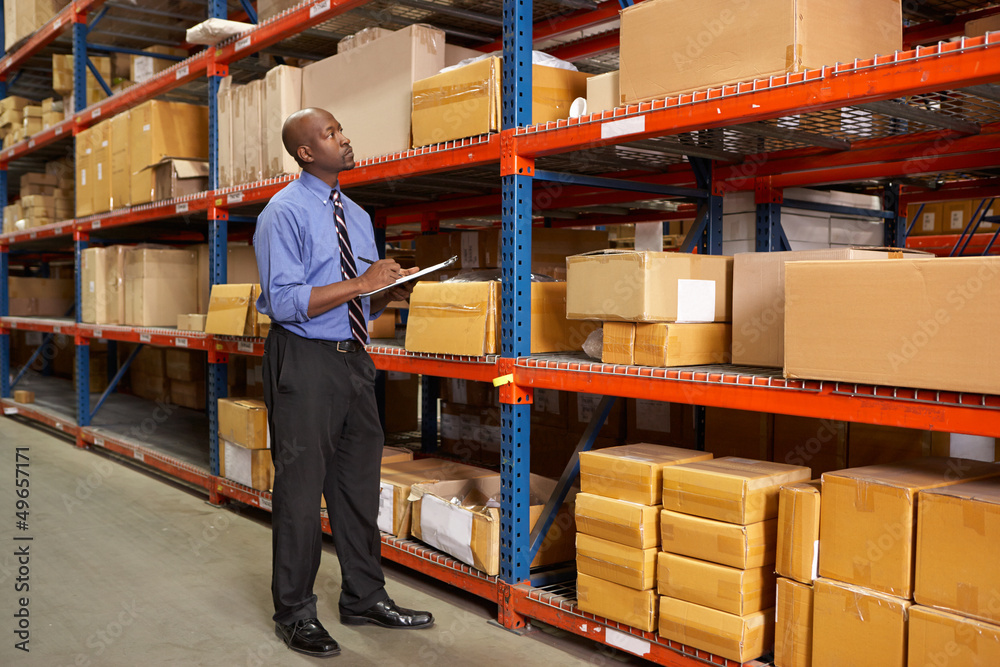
[{"xmin": 298, "ymin": 170, "xmax": 341, "ymax": 205}]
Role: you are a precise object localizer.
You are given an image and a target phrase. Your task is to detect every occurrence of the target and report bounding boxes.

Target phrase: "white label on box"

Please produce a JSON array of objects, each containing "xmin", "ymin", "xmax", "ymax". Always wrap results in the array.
[
  {"xmin": 922, "ymin": 213, "xmax": 935, "ymax": 231},
  {"xmin": 387, "ymin": 371, "xmax": 410, "ymax": 381},
  {"xmin": 480, "ymin": 425, "xmax": 501, "ymax": 447},
  {"xmin": 420, "ymin": 493, "xmax": 475, "ymax": 567},
  {"xmin": 139, "ymin": 334, "xmax": 151, "ymax": 343},
  {"xmin": 97, "ymin": 163, "xmax": 102, "ymax": 180},
  {"xmin": 55, "ymin": 126, "xmax": 62, "ymax": 136},
  {"xmin": 134, "ymin": 56, "xmax": 154, "ymax": 83},
  {"xmin": 91, "ymin": 108, "xmax": 101, "ymax": 119},
  {"xmin": 310, "ymin": 0, "xmax": 331, "ymax": 17},
  {"xmin": 440, "ymin": 413, "xmax": 460, "ymax": 441},
  {"xmin": 134, "ymin": 451, "xmax": 144, "ymax": 463},
  {"xmin": 636, "ymin": 399, "xmax": 670, "ymax": 433},
  {"xmin": 94, "ymin": 437, "xmax": 104, "ymax": 447},
  {"xmin": 601, "ymin": 116, "xmax": 645, "ymax": 140},
  {"xmin": 238, "ymin": 341, "xmax": 253, "ymax": 353},
  {"xmin": 227, "ymin": 192, "xmax": 243, "ymax": 205},
  {"xmin": 605, "ymin": 628, "xmax": 650, "ymax": 656},
  {"xmin": 451, "ymin": 378, "xmax": 468, "ymax": 404},
  {"xmin": 812, "ymin": 540, "xmax": 820, "ymax": 581},
  {"xmin": 235, "ymin": 36, "xmax": 252, "ymax": 52},
  {"xmin": 176, "ymin": 202, "xmax": 189, "ymax": 214},
  {"xmin": 89, "ymin": 281, "xmax": 95, "ymax": 293},
  {"xmin": 93, "ymin": 330, "xmax": 102, "ymax": 338},
  {"xmin": 101, "ymin": 140, "xmax": 108, "ymax": 148},
  {"xmin": 176, "ymin": 338, "xmax": 188, "ymax": 348},
  {"xmin": 176, "ymin": 65, "xmax": 189, "ymax": 80},
  {"xmin": 377, "ymin": 482, "xmax": 394, "ymax": 533},
  {"xmin": 951, "ymin": 210, "xmax": 964, "ymax": 230},
  {"xmin": 460, "ymin": 232, "xmax": 478, "ymax": 267},
  {"xmin": 259, "ymin": 496, "xmax": 272, "ymax": 511},
  {"xmin": 143, "ymin": 124, "xmax": 151, "ymax": 132},
  {"xmin": 28, "ymin": 139, "xmax": 35, "ymax": 148},
  {"xmin": 577, "ymin": 393, "xmax": 600, "ymax": 423},
  {"xmin": 676, "ymin": 279, "xmax": 715, "ymax": 323},
  {"xmin": 81, "ymin": 169, "xmax": 86, "ymax": 186},
  {"xmin": 534, "ymin": 388, "xmax": 559, "ymax": 415},
  {"xmin": 92, "ymin": 221, "xmax": 101, "ymax": 229}
]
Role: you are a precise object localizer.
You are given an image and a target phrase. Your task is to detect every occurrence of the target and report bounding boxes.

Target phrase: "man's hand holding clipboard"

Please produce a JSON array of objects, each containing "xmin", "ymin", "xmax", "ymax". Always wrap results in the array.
[{"xmin": 358, "ymin": 255, "xmax": 458, "ymax": 299}]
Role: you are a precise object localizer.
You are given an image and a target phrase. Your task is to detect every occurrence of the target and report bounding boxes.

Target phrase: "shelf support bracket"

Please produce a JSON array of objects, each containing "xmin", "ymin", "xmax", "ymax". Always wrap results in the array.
[
  {"xmin": 883, "ymin": 182, "xmax": 906, "ymax": 249},
  {"xmin": 754, "ymin": 177, "xmax": 790, "ymax": 252}
]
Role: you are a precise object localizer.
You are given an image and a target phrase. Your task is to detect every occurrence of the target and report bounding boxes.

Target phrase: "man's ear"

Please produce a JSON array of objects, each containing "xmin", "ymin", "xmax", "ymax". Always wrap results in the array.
[{"xmin": 297, "ymin": 145, "xmax": 312, "ymax": 164}]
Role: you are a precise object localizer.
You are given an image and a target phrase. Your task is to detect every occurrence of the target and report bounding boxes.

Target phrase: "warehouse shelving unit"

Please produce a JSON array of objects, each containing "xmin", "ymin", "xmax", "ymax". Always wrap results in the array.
[{"xmin": 4, "ymin": 1, "xmax": 1000, "ymax": 665}]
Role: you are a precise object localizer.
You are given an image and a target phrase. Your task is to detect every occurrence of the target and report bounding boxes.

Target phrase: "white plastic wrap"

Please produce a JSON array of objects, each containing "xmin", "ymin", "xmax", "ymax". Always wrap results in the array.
[
  {"xmin": 582, "ymin": 328, "xmax": 603, "ymax": 360},
  {"xmin": 439, "ymin": 49, "xmax": 580, "ymax": 74},
  {"xmin": 186, "ymin": 18, "xmax": 255, "ymax": 46}
]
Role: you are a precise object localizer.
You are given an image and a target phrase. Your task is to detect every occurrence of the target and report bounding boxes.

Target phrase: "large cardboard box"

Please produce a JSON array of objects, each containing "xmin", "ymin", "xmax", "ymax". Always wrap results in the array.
[
  {"xmin": 658, "ymin": 596, "xmax": 774, "ymax": 663},
  {"xmin": 130, "ymin": 45, "xmax": 186, "ymax": 84},
  {"xmin": 577, "ymin": 573, "xmax": 657, "ymax": 632},
  {"xmin": 966, "ymin": 14, "xmax": 1000, "ymax": 37},
  {"xmin": 705, "ymin": 407, "xmax": 774, "ymax": 461},
  {"xmin": 602, "ymin": 322, "xmax": 635, "ymax": 365},
  {"xmin": 943, "ymin": 200, "xmax": 973, "ymax": 234},
  {"xmin": 109, "ymin": 112, "xmax": 130, "ymax": 209},
  {"xmin": 8, "ymin": 277, "xmax": 74, "ymax": 317},
  {"xmin": 811, "ymin": 578, "xmax": 910, "ymax": 667},
  {"xmin": 907, "ymin": 203, "xmax": 943, "ymax": 235},
  {"xmin": 586, "ymin": 70, "xmax": 620, "ymax": 114},
  {"xmin": 579, "ymin": 444, "xmax": 712, "ymax": 505},
  {"xmin": 303, "ymin": 25, "xmax": 446, "ymax": 161},
  {"xmin": 908, "ymin": 605, "xmax": 1000, "ymax": 666},
  {"xmin": 141, "ymin": 159, "xmax": 209, "ymax": 201},
  {"xmin": 124, "ymin": 248, "xmax": 198, "ymax": 327},
  {"xmin": 165, "ymin": 349, "xmax": 204, "ymax": 382},
  {"xmin": 566, "ymin": 251, "xmax": 733, "ymax": 323},
  {"xmin": 847, "ymin": 422, "xmax": 932, "ymax": 468},
  {"xmin": 177, "ymin": 313, "xmax": 207, "ymax": 332},
  {"xmin": 91, "ymin": 121, "xmax": 112, "ymax": 214},
  {"xmin": 634, "ymin": 322, "xmax": 731, "ymax": 367},
  {"xmin": 784, "ymin": 257, "xmax": 1000, "ymax": 394},
  {"xmin": 217, "ymin": 77, "xmax": 238, "ymax": 188},
  {"xmin": 220, "ymin": 439, "xmax": 272, "ymax": 491},
  {"xmin": 5, "ymin": 0, "xmax": 61, "ymax": 51},
  {"xmin": 338, "ymin": 27, "xmax": 395, "ymax": 53},
  {"xmin": 81, "ymin": 246, "xmax": 126, "ymax": 325},
  {"xmin": 217, "ymin": 398, "xmax": 268, "ymax": 449},
  {"xmin": 620, "ymin": 0, "xmax": 901, "ymax": 103},
  {"xmin": 657, "ymin": 552, "xmax": 775, "ymax": 615},
  {"xmin": 242, "ymin": 78, "xmax": 264, "ymax": 185},
  {"xmin": 410, "ymin": 474, "xmax": 576, "ymax": 576},
  {"xmin": 732, "ymin": 248, "xmax": 910, "ymax": 367},
  {"xmin": 626, "ymin": 399, "xmax": 697, "ymax": 449},
  {"xmin": 576, "ymin": 533, "xmax": 657, "ymax": 590},
  {"xmin": 384, "ymin": 371, "xmax": 419, "ymax": 433},
  {"xmin": 170, "ymin": 379, "xmax": 205, "ymax": 410},
  {"xmin": 915, "ymin": 479, "xmax": 1000, "ymax": 623},
  {"xmin": 773, "ymin": 415, "xmax": 847, "ymax": 476},
  {"xmin": 776, "ymin": 481, "xmax": 822, "ymax": 584},
  {"xmin": 75, "ymin": 126, "xmax": 95, "ymax": 217},
  {"xmin": 660, "ymin": 509, "xmax": 777, "ymax": 569},
  {"xmin": 820, "ymin": 457, "xmax": 1000, "ymax": 598},
  {"xmin": 775, "ymin": 578, "xmax": 814, "ymax": 667},
  {"xmin": 129, "ymin": 100, "xmax": 209, "ymax": 205},
  {"xmin": 411, "ymin": 57, "xmax": 591, "ymax": 147},
  {"xmin": 574, "ymin": 492, "xmax": 660, "ymax": 549},
  {"xmin": 661, "ymin": 457, "xmax": 811, "ymax": 525},
  {"xmin": 263, "ymin": 65, "xmax": 302, "ymax": 178}
]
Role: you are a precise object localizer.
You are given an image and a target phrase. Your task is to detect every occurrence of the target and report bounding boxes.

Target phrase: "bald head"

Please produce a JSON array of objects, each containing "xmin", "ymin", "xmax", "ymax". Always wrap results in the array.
[
  {"xmin": 280, "ymin": 108, "xmax": 355, "ymax": 181},
  {"xmin": 282, "ymin": 108, "xmax": 329, "ymax": 168}
]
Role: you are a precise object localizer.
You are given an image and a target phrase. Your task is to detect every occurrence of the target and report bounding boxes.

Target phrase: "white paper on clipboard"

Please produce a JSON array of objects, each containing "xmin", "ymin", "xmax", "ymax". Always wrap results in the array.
[{"xmin": 359, "ymin": 255, "xmax": 458, "ymax": 298}]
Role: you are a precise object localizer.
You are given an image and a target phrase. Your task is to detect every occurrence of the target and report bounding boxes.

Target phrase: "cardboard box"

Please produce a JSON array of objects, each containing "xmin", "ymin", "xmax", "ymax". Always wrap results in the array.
[
  {"xmin": 657, "ymin": 551, "xmax": 775, "ymax": 615},
  {"xmin": 908, "ymin": 605, "xmax": 1000, "ymax": 667},
  {"xmin": 579, "ymin": 444, "xmax": 712, "ymax": 505},
  {"xmin": 196, "ymin": 243, "xmax": 261, "ymax": 314},
  {"xmin": 303, "ymin": 25, "xmax": 446, "ymax": 161},
  {"xmin": 204, "ymin": 284, "xmax": 268, "ymax": 337},
  {"xmin": 75, "ymin": 126, "xmax": 94, "ymax": 217},
  {"xmin": 124, "ymin": 248, "xmax": 198, "ymax": 327},
  {"xmin": 378, "ymin": 458, "xmax": 493, "ymax": 538},
  {"xmin": 131, "ymin": 45, "xmax": 187, "ymax": 84},
  {"xmin": 217, "ymin": 77, "xmax": 236, "ymax": 188},
  {"xmin": 566, "ymin": 251, "xmax": 733, "ymax": 323},
  {"xmin": 8, "ymin": 277, "xmax": 74, "ymax": 317},
  {"xmin": 602, "ymin": 322, "xmax": 635, "ymax": 365},
  {"xmin": 263, "ymin": 65, "xmax": 302, "ymax": 178},
  {"xmin": 966, "ymin": 14, "xmax": 1000, "ymax": 37},
  {"xmin": 170, "ymin": 379, "xmax": 205, "ymax": 411},
  {"xmin": 13, "ymin": 390, "xmax": 34, "ymax": 404},
  {"xmin": 130, "ymin": 100, "xmax": 209, "ymax": 205},
  {"xmin": 411, "ymin": 57, "xmax": 590, "ymax": 147},
  {"xmin": 177, "ymin": 313, "xmax": 207, "ymax": 332},
  {"xmin": 165, "ymin": 349, "xmax": 204, "ymax": 382},
  {"xmin": 576, "ymin": 573, "xmax": 657, "ymax": 632},
  {"xmin": 217, "ymin": 398, "xmax": 268, "ymax": 449},
  {"xmin": 576, "ymin": 533, "xmax": 657, "ymax": 590},
  {"xmin": 574, "ymin": 492, "xmax": 660, "ymax": 549},
  {"xmin": 626, "ymin": 399, "xmax": 697, "ymax": 448},
  {"xmin": 775, "ymin": 578, "xmax": 814, "ymax": 667},
  {"xmin": 784, "ymin": 257, "xmax": 1000, "ymax": 394},
  {"xmin": 777, "ymin": 481, "xmax": 822, "ymax": 584},
  {"xmin": 811, "ymin": 578, "xmax": 910, "ymax": 667},
  {"xmin": 634, "ymin": 322, "xmax": 731, "ymax": 367},
  {"xmin": 242, "ymin": 78, "xmax": 264, "ymax": 185},
  {"xmin": 81, "ymin": 246, "xmax": 126, "ymax": 325},
  {"xmin": 907, "ymin": 203, "xmax": 943, "ymax": 235},
  {"xmin": 415, "ymin": 228, "xmax": 608, "ymax": 274},
  {"xmin": 847, "ymin": 422, "xmax": 932, "ymax": 468},
  {"xmin": 732, "ymin": 248, "xmax": 911, "ymax": 367},
  {"xmin": 410, "ymin": 474, "xmax": 575, "ymax": 575},
  {"xmin": 90, "ymin": 121, "xmax": 113, "ymax": 214},
  {"xmin": 131, "ymin": 370, "xmax": 170, "ymax": 402},
  {"xmin": 705, "ymin": 407, "xmax": 774, "ymax": 461},
  {"xmin": 132, "ymin": 346, "xmax": 165, "ymax": 377},
  {"xmin": 658, "ymin": 596, "xmax": 774, "ymax": 663},
  {"xmin": 620, "ymin": 0, "xmax": 901, "ymax": 103},
  {"xmin": 661, "ymin": 508, "xmax": 777, "ymax": 569},
  {"xmin": 5, "ymin": 0, "xmax": 61, "ymax": 51},
  {"xmin": 220, "ymin": 439, "xmax": 272, "ymax": 491},
  {"xmin": 141, "ymin": 158, "xmax": 209, "ymax": 201},
  {"xmin": 338, "ymin": 26, "xmax": 395, "ymax": 53},
  {"xmin": 820, "ymin": 457, "xmax": 1000, "ymax": 598},
  {"xmin": 586, "ymin": 70, "xmax": 620, "ymax": 114},
  {"xmin": 944, "ymin": 200, "xmax": 973, "ymax": 234},
  {"xmin": 773, "ymin": 415, "xmax": 847, "ymax": 476},
  {"xmin": 110, "ymin": 111, "xmax": 130, "ymax": 209},
  {"xmin": 915, "ymin": 479, "xmax": 1000, "ymax": 623},
  {"xmin": 662, "ymin": 457, "xmax": 811, "ymax": 525},
  {"xmin": 930, "ymin": 431, "xmax": 999, "ymax": 462}
]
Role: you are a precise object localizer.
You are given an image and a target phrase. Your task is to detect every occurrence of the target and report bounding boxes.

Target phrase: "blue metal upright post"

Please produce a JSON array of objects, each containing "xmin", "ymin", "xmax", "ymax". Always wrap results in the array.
[
  {"xmin": 1, "ymin": 244, "xmax": 8, "ymax": 399},
  {"xmin": 689, "ymin": 157, "xmax": 723, "ymax": 255},
  {"xmin": 755, "ymin": 178, "xmax": 791, "ymax": 252},
  {"xmin": 883, "ymin": 183, "xmax": 905, "ymax": 248},
  {"xmin": 499, "ymin": 0, "xmax": 534, "ymax": 586},
  {"xmin": 75, "ymin": 234, "xmax": 90, "ymax": 428}
]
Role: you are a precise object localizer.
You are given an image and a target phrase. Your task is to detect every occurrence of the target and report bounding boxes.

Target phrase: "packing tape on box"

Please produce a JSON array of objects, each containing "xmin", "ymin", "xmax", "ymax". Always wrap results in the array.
[
  {"xmin": 412, "ymin": 82, "xmax": 492, "ymax": 111},
  {"xmin": 716, "ymin": 534, "xmax": 744, "ymax": 557},
  {"xmin": 409, "ymin": 301, "xmax": 488, "ymax": 318},
  {"xmin": 954, "ymin": 613, "xmax": 981, "ymax": 652},
  {"xmin": 957, "ymin": 583, "xmax": 981, "ymax": 617},
  {"xmin": 785, "ymin": 44, "xmax": 803, "ymax": 71},
  {"xmin": 962, "ymin": 501, "xmax": 987, "ymax": 536},
  {"xmin": 853, "ymin": 479, "xmax": 877, "ymax": 513}
]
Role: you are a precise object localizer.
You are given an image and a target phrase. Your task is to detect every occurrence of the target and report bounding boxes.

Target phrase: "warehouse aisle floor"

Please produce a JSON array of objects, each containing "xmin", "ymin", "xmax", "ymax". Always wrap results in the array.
[{"xmin": 0, "ymin": 417, "xmax": 644, "ymax": 667}]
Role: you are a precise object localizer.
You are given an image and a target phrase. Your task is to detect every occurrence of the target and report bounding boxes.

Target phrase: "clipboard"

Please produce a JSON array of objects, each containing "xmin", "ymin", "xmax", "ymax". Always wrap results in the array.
[{"xmin": 360, "ymin": 255, "xmax": 458, "ymax": 298}]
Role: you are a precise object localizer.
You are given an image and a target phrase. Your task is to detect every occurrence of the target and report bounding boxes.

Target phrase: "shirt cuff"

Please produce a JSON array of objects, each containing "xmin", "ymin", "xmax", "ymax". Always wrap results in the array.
[{"xmin": 292, "ymin": 285, "xmax": 313, "ymax": 322}]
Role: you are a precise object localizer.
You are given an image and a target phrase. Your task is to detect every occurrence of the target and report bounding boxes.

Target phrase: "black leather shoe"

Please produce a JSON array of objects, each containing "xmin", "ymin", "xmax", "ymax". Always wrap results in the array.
[
  {"xmin": 341, "ymin": 598, "xmax": 434, "ymax": 629},
  {"xmin": 274, "ymin": 618, "xmax": 341, "ymax": 657}
]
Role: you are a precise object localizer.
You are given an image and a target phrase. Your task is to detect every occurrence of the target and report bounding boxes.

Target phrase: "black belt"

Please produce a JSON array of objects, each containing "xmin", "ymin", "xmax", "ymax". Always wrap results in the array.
[{"xmin": 270, "ymin": 323, "xmax": 366, "ymax": 353}]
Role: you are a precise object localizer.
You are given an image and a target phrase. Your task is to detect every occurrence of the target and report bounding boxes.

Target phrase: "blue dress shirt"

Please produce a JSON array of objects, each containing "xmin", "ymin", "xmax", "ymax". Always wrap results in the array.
[{"xmin": 254, "ymin": 171, "xmax": 381, "ymax": 342}]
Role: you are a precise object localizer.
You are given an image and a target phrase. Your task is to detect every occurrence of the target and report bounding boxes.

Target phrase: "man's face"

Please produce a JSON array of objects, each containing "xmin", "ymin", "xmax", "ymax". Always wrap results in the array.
[{"xmin": 307, "ymin": 111, "xmax": 355, "ymax": 173}]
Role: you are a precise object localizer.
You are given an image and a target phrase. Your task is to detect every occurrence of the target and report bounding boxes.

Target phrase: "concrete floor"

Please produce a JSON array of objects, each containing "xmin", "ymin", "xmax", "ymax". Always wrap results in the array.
[{"xmin": 0, "ymin": 416, "xmax": 645, "ymax": 666}]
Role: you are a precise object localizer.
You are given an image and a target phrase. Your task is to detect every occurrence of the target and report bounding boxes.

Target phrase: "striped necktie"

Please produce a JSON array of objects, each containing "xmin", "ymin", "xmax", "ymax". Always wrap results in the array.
[{"xmin": 331, "ymin": 190, "xmax": 368, "ymax": 344}]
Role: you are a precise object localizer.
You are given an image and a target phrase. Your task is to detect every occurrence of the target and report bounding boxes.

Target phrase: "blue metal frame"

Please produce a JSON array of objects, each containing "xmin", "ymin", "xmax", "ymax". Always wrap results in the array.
[
  {"xmin": 906, "ymin": 203, "xmax": 925, "ymax": 237},
  {"xmin": 532, "ymin": 170, "xmax": 708, "ymax": 200},
  {"xmin": 88, "ymin": 44, "xmax": 186, "ymax": 60},
  {"xmin": 953, "ymin": 198, "xmax": 993, "ymax": 257},
  {"xmin": 86, "ymin": 57, "xmax": 113, "ymax": 97},
  {"xmin": 784, "ymin": 198, "xmax": 895, "ymax": 220},
  {"xmin": 882, "ymin": 184, "xmax": 905, "ymax": 248},
  {"xmin": 239, "ymin": 0, "xmax": 259, "ymax": 23},
  {"xmin": 10, "ymin": 333, "xmax": 53, "ymax": 388},
  {"xmin": 73, "ymin": 21, "xmax": 88, "ymax": 113},
  {"xmin": 755, "ymin": 203, "xmax": 792, "ymax": 252},
  {"xmin": 89, "ymin": 343, "xmax": 143, "ymax": 422},
  {"xmin": 687, "ymin": 157, "xmax": 722, "ymax": 255}
]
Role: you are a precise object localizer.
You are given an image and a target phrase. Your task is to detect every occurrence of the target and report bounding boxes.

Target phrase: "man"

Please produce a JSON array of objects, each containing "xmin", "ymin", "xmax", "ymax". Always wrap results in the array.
[{"xmin": 254, "ymin": 107, "xmax": 432, "ymax": 659}]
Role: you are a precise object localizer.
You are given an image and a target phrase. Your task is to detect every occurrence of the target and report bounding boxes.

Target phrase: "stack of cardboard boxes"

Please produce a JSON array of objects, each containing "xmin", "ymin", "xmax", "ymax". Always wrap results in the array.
[
  {"xmin": 218, "ymin": 397, "xmax": 271, "ymax": 491},
  {"xmin": 773, "ymin": 481, "xmax": 822, "ymax": 667},
  {"xmin": 0, "ymin": 95, "xmax": 35, "ymax": 149},
  {"xmin": 906, "ymin": 199, "xmax": 998, "ymax": 236},
  {"xmin": 5, "ymin": 0, "xmax": 64, "ymax": 51},
  {"xmin": 438, "ymin": 378, "xmax": 501, "ymax": 466},
  {"xmin": 52, "ymin": 54, "xmax": 111, "ymax": 109}
]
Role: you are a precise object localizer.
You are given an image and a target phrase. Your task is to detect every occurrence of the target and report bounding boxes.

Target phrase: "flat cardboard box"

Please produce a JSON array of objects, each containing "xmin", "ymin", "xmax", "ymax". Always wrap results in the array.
[
  {"xmin": 177, "ymin": 313, "xmax": 207, "ymax": 332},
  {"xmin": 705, "ymin": 407, "xmax": 774, "ymax": 461},
  {"xmin": 574, "ymin": 492, "xmax": 660, "ymax": 549},
  {"xmin": 820, "ymin": 457, "xmax": 1000, "ymax": 598},
  {"xmin": 220, "ymin": 439, "xmax": 272, "ymax": 491},
  {"xmin": 129, "ymin": 100, "xmax": 209, "ymax": 205},
  {"xmin": 410, "ymin": 474, "xmax": 576, "ymax": 575},
  {"xmin": 784, "ymin": 257, "xmax": 1000, "ymax": 395},
  {"xmin": 811, "ymin": 578, "xmax": 910, "ymax": 667},
  {"xmin": 732, "ymin": 248, "xmax": 912, "ymax": 367},
  {"xmin": 602, "ymin": 322, "xmax": 635, "ymax": 365},
  {"xmin": 847, "ymin": 422, "xmax": 932, "ymax": 468},
  {"xmin": 908, "ymin": 605, "xmax": 1000, "ymax": 666},
  {"xmin": 620, "ymin": 0, "xmax": 901, "ymax": 103},
  {"xmin": 13, "ymin": 390, "xmax": 35, "ymax": 404},
  {"xmin": 775, "ymin": 578, "xmax": 814, "ymax": 667},
  {"xmin": 217, "ymin": 398, "xmax": 268, "ymax": 449},
  {"xmin": 776, "ymin": 481, "xmax": 822, "ymax": 584},
  {"xmin": 81, "ymin": 246, "xmax": 126, "ymax": 325},
  {"xmin": 576, "ymin": 533, "xmax": 657, "ymax": 591},
  {"xmin": 773, "ymin": 414, "xmax": 847, "ymax": 476},
  {"xmin": 566, "ymin": 251, "xmax": 733, "ymax": 323},
  {"xmin": 217, "ymin": 77, "xmax": 237, "ymax": 188},
  {"xmin": 124, "ymin": 248, "xmax": 198, "ymax": 327},
  {"xmin": 586, "ymin": 70, "xmax": 620, "ymax": 114},
  {"xmin": 110, "ymin": 111, "xmax": 131, "ymax": 209},
  {"xmin": 242, "ymin": 78, "xmax": 264, "ymax": 185},
  {"xmin": 303, "ymin": 24, "xmax": 446, "ymax": 161},
  {"xmin": 661, "ymin": 457, "xmax": 811, "ymax": 525},
  {"xmin": 8, "ymin": 277, "xmax": 74, "ymax": 317},
  {"xmin": 263, "ymin": 65, "xmax": 302, "ymax": 178},
  {"xmin": 204, "ymin": 284, "xmax": 266, "ymax": 337},
  {"xmin": 634, "ymin": 322, "xmax": 731, "ymax": 367},
  {"xmin": 576, "ymin": 573, "xmax": 657, "ymax": 632},
  {"xmin": 411, "ymin": 57, "xmax": 591, "ymax": 147},
  {"xmin": 579, "ymin": 444, "xmax": 712, "ymax": 505},
  {"xmin": 661, "ymin": 508, "xmax": 777, "ymax": 569},
  {"xmin": 141, "ymin": 158, "xmax": 209, "ymax": 201},
  {"xmin": 657, "ymin": 552, "xmax": 776, "ymax": 616},
  {"xmin": 130, "ymin": 45, "xmax": 187, "ymax": 84},
  {"xmin": 658, "ymin": 596, "xmax": 774, "ymax": 663},
  {"xmin": 915, "ymin": 479, "xmax": 1000, "ymax": 623}
]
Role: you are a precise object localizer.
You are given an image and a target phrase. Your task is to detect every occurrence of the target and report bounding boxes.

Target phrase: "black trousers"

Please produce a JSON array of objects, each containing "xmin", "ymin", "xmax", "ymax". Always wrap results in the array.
[{"xmin": 263, "ymin": 325, "xmax": 388, "ymax": 625}]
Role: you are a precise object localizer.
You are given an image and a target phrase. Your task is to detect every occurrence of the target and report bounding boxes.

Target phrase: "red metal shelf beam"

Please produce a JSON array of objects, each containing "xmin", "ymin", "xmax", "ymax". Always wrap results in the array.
[
  {"xmin": 0, "ymin": 220, "xmax": 75, "ymax": 245},
  {"xmin": 907, "ymin": 232, "xmax": 1000, "ymax": 256},
  {"xmin": 1, "ymin": 398, "xmax": 79, "ymax": 436},
  {"xmin": 76, "ymin": 193, "xmax": 212, "ymax": 233},
  {"xmin": 77, "ymin": 324, "xmax": 213, "ymax": 350},
  {"xmin": 904, "ymin": 5, "xmax": 1000, "ymax": 47},
  {"xmin": 0, "ymin": 118, "xmax": 74, "ymax": 165},
  {"xmin": 0, "ymin": 317, "xmax": 75, "ymax": 334},
  {"xmin": 367, "ymin": 344, "xmax": 500, "ymax": 381},
  {"xmin": 80, "ymin": 429, "xmax": 214, "ymax": 491}
]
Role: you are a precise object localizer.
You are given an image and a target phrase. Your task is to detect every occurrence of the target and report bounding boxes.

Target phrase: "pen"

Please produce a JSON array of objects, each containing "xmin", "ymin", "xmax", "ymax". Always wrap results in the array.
[{"xmin": 358, "ymin": 257, "xmax": 377, "ymax": 265}]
